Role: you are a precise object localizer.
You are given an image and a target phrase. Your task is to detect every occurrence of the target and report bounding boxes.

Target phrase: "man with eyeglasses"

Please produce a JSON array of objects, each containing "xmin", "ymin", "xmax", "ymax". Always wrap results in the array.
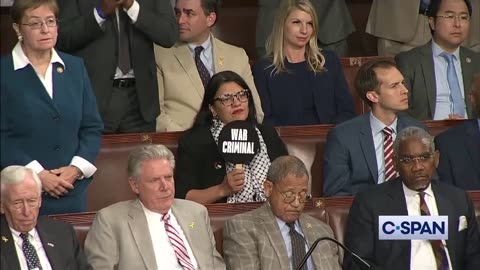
[
  {"xmin": 223, "ymin": 155, "xmax": 341, "ymax": 270},
  {"xmin": 0, "ymin": 166, "xmax": 87, "ymax": 269},
  {"xmin": 154, "ymin": 0, "xmax": 264, "ymax": 132},
  {"xmin": 343, "ymin": 126, "xmax": 480, "ymax": 270},
  {"xmin": 435, "ymin": 72, "xmax": 480, "ymax": 190},
  {"xmin": 396, "ymin": 0, "xmax": 480, "ymax": 121}
]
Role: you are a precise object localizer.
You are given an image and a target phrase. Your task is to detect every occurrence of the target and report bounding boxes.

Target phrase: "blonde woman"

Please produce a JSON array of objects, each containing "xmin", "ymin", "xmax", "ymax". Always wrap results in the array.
[{"xmin": 253, "ymin": 0, "xmax": 355, "ymax": 127}]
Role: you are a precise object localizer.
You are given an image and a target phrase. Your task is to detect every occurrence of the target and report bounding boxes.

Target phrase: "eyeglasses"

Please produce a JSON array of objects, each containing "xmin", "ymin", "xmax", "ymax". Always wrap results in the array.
[
  {"xmin": 9, "ymin": 198, "xmax": 40, "ymax": 210},
  {"xmin": 398, "ymin": 153, "xmax": 434, "ymax": 164},
  {"xmin": 213, "ymin": 89, "xmax": 249, "ymax": 106},
  {"xmin": 273, "ymin": 184, "xmax": 312, "ymax": 204},
  {"xmin": 436, "ymin": 14, "xmax": 470, "ymax": 23},
  {"xmin": 21, "ymin": 18, "xmax": 58, "ymax": 30}
]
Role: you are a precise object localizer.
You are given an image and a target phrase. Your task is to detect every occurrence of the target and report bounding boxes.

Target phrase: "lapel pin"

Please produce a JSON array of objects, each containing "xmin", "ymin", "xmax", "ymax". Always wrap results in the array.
[
  {"xmin": 1, "ymin": 236, "xmax": 8, "ymax": 242},
  {"xmin": 56, "ymin": 66, "xmax": 64, "ymax": 73},
  {"xmin": 466, "ymin": 57, "xmax": 471, "ymax": 63},
  {"xmin": 306, "ymin": 223, "xmax": 312, "ymax": 229},
  {"xmin": 189, "ymin": 222, "xmax": 195, "ymax": 229},
  {"xmin": 218, "ymin": 56, "xmax": 224, "ymax": 66},
  {"xmin": 214, "ymin": 162, "xmax": 222, "ymax": 169},
  {"xmin": 47, "ymin": 242, "xmax": 54, "ymax": 247}
]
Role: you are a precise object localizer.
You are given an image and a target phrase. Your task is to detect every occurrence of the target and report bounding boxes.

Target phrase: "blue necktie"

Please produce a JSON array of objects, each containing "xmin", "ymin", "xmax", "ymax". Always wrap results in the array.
[{"xmin": 440, "ymin": 53, "xmax": 466, "ymax": 117}]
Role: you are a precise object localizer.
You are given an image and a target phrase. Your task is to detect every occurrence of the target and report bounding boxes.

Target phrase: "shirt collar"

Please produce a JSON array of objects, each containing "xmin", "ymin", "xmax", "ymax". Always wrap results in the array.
[
  {"xmin": 402, "ymin": 182, "xmax": 434, "ymax": 198},
  {"xmin": 187, "ymin": 34, "xmax": 212, "ymax": 58},
  {"xmin": 431, "ymin": 40, "xmax": 460, "ymax": 60},
  {"xmin": 139, "ymin": 199, "xmax": 172, "ymax": 218},
  {"xmin": 369, "ymin": 111, "xmax": 398, "ymax": 135},
  {"xmin": 12, "ymin": 41, "xmax": 65, "ymax": 71},
  {"xmin": 9, "ymin": 226, "xmax": 38, "ymax": 239}
]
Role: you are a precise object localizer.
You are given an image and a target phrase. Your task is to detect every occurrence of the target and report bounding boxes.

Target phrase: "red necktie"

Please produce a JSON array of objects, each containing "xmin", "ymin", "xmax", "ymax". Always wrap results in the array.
[
  {"xmin": 162, "ymin": 214, "xmax": 195, "ymax": 270},
  {"xmin": 418, "ymin": 192, "xmax": 450, "ymax": 270},
  {"xmin": 382, "ymin": 127, "xmax": 397, "ymax": 181}
]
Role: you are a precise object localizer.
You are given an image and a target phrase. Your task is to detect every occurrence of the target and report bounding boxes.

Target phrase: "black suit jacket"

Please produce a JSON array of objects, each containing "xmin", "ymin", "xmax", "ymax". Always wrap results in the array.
[
  {"xmin": 174, "ymin": 124, "xmax": 288, "ymax": 202},
  {"xmin": 56, "ymin": 0, "xmax": 178, "ymax": 122},
  {"xmin": 343, "ymin": 178, "xmax": 480, "ymax": 270},
  {"xmin": 435, "ymin": 120, "xmax": 480, "ymax": 190},
  {"xmin": 0, "ymin": 215, "xmax": 87, "ymax": 270}
]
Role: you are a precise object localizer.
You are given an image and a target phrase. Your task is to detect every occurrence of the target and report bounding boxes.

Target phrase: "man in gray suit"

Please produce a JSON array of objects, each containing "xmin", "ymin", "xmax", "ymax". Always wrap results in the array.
[
  {"xmin": 223, "ymin": 156, "xmax": 341, "ymax": 270},
  {"xmin": 256, "ymin": 0, "xmax": 355, "ymax": 57},
  {"xmin": 84, "ymin": 145, "xmax": 225, "ymax": 270},
  {"xmin": 396, "ymin": 0, "xmax": 480, "ymax": 120},
  {"xmin": 323, "ymin": 60, "xmax": 425, "ymax": 196}
]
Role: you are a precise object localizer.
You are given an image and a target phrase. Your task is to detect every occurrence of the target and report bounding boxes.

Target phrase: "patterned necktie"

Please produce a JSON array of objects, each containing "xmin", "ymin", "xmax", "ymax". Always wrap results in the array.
[
  {"xmin": 382, "ymin": 126, "xmax": 397, "ymax": 181},
  {"xmin": 20, "ymin": 233, "xmax": 42, "ymax": 270},
  {"xmin": 118, "ymin": 9, "xmax": 131, "ymax": 75},
  {"xmin": 162, "ymin": 214, "xmax": 195, "ymax": 270},
  {"xmin": 440, "ymin": 53, "xmax": 465, "ymax": 117},
  {"xmin": 194, "ymin": 46, "xmax": 211, "ymax": 87},
  {"xmin": 287, "ymin": 222, "xmax": 307, "ymax": 270},
  {"xmin": 418, "ymin": 192, "xmax": 450, "ymax": 270}
]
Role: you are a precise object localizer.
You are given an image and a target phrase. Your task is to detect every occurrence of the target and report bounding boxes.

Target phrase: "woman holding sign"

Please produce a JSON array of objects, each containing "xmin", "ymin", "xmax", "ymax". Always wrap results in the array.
[{"xmin": 175, "ymin": 71, "xmax": 288, "ymax": 204}]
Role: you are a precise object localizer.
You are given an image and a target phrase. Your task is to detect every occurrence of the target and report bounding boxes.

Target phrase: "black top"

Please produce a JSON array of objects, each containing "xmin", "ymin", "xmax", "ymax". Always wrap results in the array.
[{"xmin": 174, "ymin": 124, "xmax": 288, "ymax": 202}]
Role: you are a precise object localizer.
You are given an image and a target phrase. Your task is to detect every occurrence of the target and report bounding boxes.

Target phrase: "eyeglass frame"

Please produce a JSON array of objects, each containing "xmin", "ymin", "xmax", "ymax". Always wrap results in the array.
[
  {"xmin": 397, "ymin": 152, "xmax": 435, "ymax": 165},
  {"xmin": 435, "ymin": 13, "xmax": 470, "ymax": 23},
  {"xmin": 272, "ymin": 184, "xmax": 312, "ymax": 204},
  {"xmin": 213, "ymin": 89, "xmax": 250, "ymax": 107},
  {"xmin": 20, "ymin": 17, "xmax": 58, "ymax": 30}
]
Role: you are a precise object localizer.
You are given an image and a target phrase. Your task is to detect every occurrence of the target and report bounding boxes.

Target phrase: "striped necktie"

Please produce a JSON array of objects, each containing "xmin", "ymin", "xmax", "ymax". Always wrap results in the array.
[
  {"xmin": 162, "ymin": 213, "xmax": 195, "ymax": 270},
  {"xmin": 382, "ymin": 126, "xmax": 397, "ymax": 181},
  {"xmin": 418, "ymin": 192, "xmax": 450, "ymax": 270}
]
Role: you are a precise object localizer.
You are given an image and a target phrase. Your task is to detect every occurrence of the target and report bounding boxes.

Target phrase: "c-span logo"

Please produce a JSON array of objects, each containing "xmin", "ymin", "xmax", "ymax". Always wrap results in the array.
[{"xmin": 379, "ymin": 216, "xmax": 448, "ymax": 240}]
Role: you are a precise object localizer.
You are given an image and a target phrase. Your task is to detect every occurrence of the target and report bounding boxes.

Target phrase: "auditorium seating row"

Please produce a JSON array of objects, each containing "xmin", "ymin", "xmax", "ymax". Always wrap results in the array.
[{"xmin": 51, "ymin": 192, "xmax": 480, "ymax": 258}]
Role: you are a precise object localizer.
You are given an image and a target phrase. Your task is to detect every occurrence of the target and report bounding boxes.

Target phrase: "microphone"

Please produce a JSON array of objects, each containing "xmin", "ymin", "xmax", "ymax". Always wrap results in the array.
[{"xmin": 294, "ymin": 236, "xmax": 382, "ymax": 270}]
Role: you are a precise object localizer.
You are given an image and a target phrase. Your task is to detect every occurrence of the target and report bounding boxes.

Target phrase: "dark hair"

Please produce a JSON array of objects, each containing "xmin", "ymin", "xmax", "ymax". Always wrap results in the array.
[
  {"xmin": 427, "ymin": 0, "xmax": 473, "ymax": 34},
  {"xmin": 192, "ymin": 70, "xmax": 258, "ymax": 128},
  {"xmin": 11, "ymin": 0, "xmax": 58, "ymax": 24},
  {"xmin": 201, "ymin": 0, "xmax": 220, "ymax": 16},
  {"xmin": 354, "ymin": 59, "xmax": 397, "ymax": 107}
]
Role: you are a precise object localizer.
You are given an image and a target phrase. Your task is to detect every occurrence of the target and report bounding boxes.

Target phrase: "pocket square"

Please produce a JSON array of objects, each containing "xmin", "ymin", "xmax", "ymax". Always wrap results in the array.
[{"xmin": 458, "ymin": 215, "xmax": 468, "ymax": 231}]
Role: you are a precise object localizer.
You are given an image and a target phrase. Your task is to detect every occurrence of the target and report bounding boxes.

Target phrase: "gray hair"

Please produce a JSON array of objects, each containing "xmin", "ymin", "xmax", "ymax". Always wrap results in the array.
[
  {"xmin": 127, "ymin": 144, "xmax": 175, "ymax": 179},
  {"xmin": 1, "ymin": 166, "xmax": 42, "ymax": 201},
  {"xmin": 393, "ymin": 127, "xmax": 435, "ymax": 157},
  {"xmin": 267, "ymin": 155, "xmax": 308, "ymax": 184}
]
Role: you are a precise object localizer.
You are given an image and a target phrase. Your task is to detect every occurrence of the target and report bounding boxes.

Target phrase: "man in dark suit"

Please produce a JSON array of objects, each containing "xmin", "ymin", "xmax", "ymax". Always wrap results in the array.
[
  {"xmin": 57, "ymin": 0, "xmax": 178, "ymax": 133},
  {"xmin": 0, "ymin": 166, "xmax": 87, "ymax": 269},
  {"xmin": 343, "ymin": 127, "xmax": 480, "ymax": 270},
  {"xmin": 323, "ymin": 60, "xmax": 425, "ymax": 196},
  {"xmin": 396, "ymin": 0, "xmax": 480, "ymax": 120},
  {"xmin": 435, "ymin": 72, "xmax": 480, "ymax": 189}
]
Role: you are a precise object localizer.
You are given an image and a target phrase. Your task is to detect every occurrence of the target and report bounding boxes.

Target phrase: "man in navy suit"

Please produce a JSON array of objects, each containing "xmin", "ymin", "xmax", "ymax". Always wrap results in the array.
[
  {"xmin": 0, "ymin": 166, "xmax": 86, "ymax": 270},
  {"xmin": 343, "ymin": 127, "xmax": 480, "ymax": 270},
  {"xmin": 435, "ymin": 72, "xmax": 480, "ymax": 190},
  {"xmin": 323, "ymin": 60, "xmax": 425, "ymax": 196}
]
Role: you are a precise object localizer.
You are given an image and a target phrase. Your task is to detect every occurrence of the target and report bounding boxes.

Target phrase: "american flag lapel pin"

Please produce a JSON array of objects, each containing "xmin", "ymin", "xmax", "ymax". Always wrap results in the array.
[{"xmin": 47, "ymin": 242, "xmax": 54, "ymax": 247}]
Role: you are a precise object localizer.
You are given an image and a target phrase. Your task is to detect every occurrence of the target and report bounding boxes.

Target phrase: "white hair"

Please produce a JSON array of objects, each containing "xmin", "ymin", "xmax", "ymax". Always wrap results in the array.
[{"xmin": 0, "ymin": 166, "xmax": 42, "ymax": 201}]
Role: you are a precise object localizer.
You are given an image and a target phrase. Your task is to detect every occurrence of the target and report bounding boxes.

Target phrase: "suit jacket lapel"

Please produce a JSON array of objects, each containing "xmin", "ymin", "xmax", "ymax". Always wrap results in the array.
[
  {"xmin": 420, "ymin": 43, "xmax": 437, "ymax": 117},
  {"xmin": 460, "ymin": 48, "xmax": 475, "ymax": 117},
  {"xmin": 259, "ymin": 204, "xmax": 290, "ymax": 270},
  {"xmin": 36, "ymin": 218, "xmax": 63, "ymax": 269},
  {"xmin": 359, "ymin": 114, "xmax": 378, "ymax": 183},
  {"xmin": 171, "ymin": 202, "xmax": 205, "ymax": 268},
  {"xmin": 212, "ymin": 36, "xmax": 225, "ymax": 73},
  {"xmin": 299, "ymin": 214, "xmax": 323, "ymax": 267},
  {"xmin": 0, "ymin": 216, "xmax": 21, "ymax": 270},
  {"xmin": 173, "ymin": 43, "xmax": 205, "ymax": 99},
  {"xmin": 127, "ymin": 200, "xmax": 157, "ymax": 270}
]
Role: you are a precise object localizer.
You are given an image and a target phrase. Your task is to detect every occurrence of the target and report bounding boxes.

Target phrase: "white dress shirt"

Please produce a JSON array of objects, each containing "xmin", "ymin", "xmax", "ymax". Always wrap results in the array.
[
  {"xmin": 370, "ymin": 112, "xmax": 398, "ymax": 184},
  {"xmin": 188, "ymin": 35, "xmax": 215, "ymax": 76},
  {"xmin": 402, "ymin": 184, "xmax": 453, "ymax": 269},
  {"xmin": 140, "ymin": 202, "xmax": 199, "ymax": 270},
  {"xmin": 11, "ymin": 42, "xmax": 97, "ymax": 178},
  {"xmin": 10, "ymin": 227, "xmax": 52, "ymax": 270}
]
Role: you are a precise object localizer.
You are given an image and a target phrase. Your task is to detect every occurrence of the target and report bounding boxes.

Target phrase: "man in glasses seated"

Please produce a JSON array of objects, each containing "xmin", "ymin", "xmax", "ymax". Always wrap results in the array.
[{"xmin": 223, "ymin": 155, "xmax": 341, "ymax": 270}]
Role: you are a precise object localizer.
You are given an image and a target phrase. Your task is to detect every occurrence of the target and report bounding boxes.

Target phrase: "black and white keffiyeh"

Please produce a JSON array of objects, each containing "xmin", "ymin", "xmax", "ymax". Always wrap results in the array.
[{"xmin": 210, "ymin": 118, "xmax": 270, "ymax": 203}]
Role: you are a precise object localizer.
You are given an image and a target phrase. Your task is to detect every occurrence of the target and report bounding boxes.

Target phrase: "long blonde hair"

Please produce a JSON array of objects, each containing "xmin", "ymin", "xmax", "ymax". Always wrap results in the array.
[{"xmin": 265, "ymin": 0, "xmax": 325, "ymax": 75}]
